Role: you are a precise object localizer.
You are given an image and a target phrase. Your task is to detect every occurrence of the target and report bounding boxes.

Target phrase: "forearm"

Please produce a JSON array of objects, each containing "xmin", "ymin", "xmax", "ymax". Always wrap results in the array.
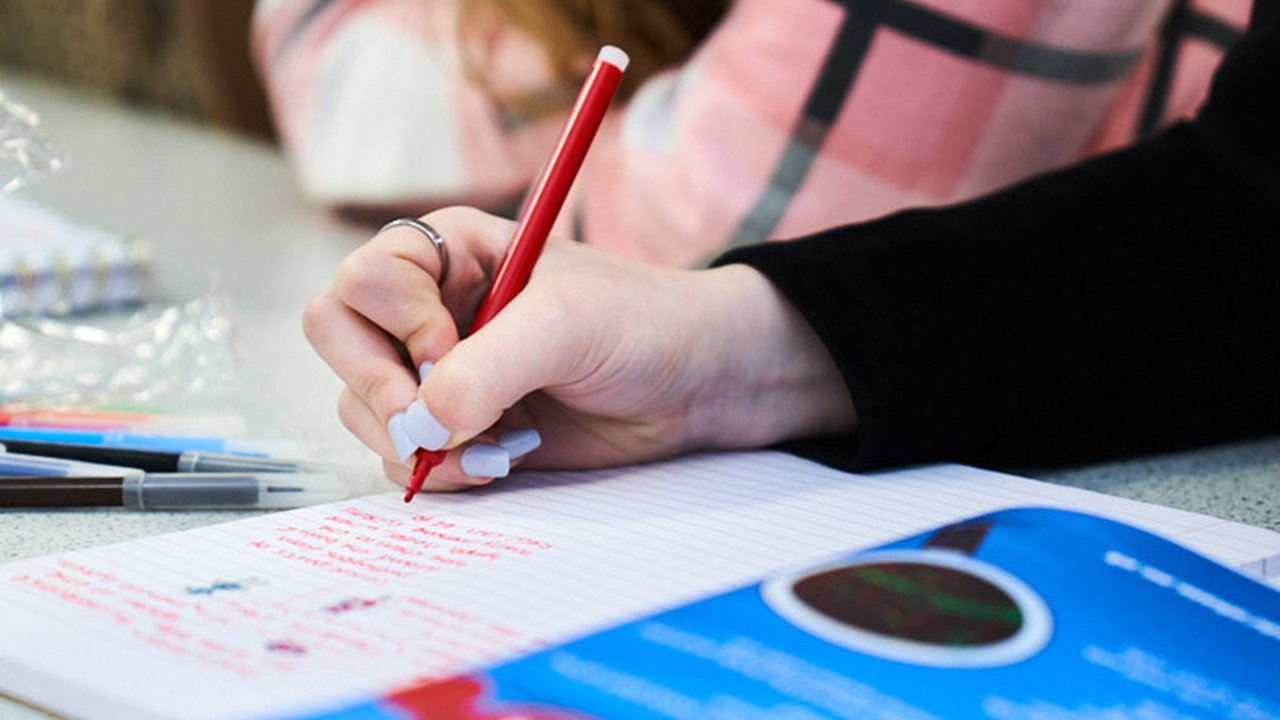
[{"xmin": 681, "ymin": 264, "xmax": 856, "ymax": 453}]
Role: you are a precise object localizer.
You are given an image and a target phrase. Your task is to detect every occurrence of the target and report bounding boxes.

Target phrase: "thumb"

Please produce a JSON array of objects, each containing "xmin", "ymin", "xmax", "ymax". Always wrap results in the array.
[{"xmin": 420, "ymin": 288, "xmax": 603, "ymax": 445}]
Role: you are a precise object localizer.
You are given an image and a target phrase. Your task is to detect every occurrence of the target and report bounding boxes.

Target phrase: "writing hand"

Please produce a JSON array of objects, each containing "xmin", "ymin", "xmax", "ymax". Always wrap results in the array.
[{"xmin": 304, "ymin": 207, "xmax": 855, "ymax": 491}]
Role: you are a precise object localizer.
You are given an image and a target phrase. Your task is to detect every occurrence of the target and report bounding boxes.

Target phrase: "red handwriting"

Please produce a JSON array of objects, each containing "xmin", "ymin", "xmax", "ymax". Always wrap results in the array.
[
  {"xmin": 245, "ymin": 508, "xmax": 552, "ymax": 584},
  {"xmin": 325, "ymin": 596, "xmax": 389, "ymax": 615},
  {"xmin": 3, "ymin": 507, "xmax": 552, "ymax": 680},
  {"xmin": 8, "ymin": 564, "xmax": 535, "ymax": 678}
]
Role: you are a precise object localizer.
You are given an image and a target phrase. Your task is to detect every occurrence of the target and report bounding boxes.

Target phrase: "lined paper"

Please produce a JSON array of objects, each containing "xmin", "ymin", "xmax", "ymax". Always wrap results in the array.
[{"xmin": 1, "ymin": 453, "xmax": 1277, "ymax": 720}]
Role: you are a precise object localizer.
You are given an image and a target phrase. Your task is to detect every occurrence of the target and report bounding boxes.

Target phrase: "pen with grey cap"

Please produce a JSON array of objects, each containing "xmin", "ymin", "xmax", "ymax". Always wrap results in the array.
[{"xmin": 0, "ymin": 452, "xmax": 347, "ymax": 510}]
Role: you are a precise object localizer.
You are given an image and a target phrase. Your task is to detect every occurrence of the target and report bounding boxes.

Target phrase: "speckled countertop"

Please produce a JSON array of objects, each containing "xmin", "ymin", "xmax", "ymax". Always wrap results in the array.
[{"xmin": 1026, "ymin": 435, "xmax": 1280, "ymax": 532}]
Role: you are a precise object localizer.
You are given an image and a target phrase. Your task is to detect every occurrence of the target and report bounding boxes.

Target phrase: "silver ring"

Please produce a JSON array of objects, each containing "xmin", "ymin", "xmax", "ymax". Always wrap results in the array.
[{"xmin": 380, "ymin": 218, "xmax": 449, "ymax": 284}]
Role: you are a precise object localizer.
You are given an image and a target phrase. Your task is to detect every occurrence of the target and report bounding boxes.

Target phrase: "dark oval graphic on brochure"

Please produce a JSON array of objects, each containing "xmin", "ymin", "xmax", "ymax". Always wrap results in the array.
[{"xmin": 790, "ymin": 561, "xmax": 1023, "ymax": 646}]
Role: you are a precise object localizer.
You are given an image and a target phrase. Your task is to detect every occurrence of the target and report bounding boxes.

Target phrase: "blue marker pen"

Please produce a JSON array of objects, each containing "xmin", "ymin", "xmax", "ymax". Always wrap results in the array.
[{"xmin": 0, "ymin": 426, "xmax": 300, "ymax": 456}]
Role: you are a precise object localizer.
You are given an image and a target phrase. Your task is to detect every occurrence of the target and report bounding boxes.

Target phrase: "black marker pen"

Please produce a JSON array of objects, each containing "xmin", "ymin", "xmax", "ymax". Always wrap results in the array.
[{"xmin": 0, "ymin": 438, "xmax": 336, "ymax": 474}]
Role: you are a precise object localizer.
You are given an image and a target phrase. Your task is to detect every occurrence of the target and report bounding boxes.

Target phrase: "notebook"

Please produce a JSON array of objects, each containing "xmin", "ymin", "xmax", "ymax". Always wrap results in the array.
[
  {"xmin": 1, "ymin": 452, "xmax": 1277, "ymax": 720},
  {"xmin": 0, "ymin": 193, "xmax": 151, "ymax": 318}
]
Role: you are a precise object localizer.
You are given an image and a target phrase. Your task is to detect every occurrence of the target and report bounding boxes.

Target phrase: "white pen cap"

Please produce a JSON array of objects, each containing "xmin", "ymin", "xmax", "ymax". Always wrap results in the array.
[{"xmin": 597, "ymin": 45, "xmax": 630, "ymax": 72}]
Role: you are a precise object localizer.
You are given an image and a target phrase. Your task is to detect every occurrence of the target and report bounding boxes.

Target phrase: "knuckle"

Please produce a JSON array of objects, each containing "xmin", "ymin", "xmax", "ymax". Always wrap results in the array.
[
  {"xmin": 426, "ymin": 205, "xmax": 485, "ymax": 227},
  {"xmin": 355, "ymin": 370, "xmax": 404, "ymax": 419},
  {"xmin": 335, "ymin": 390, "xmax": 364, "ymax": 435},
  {"xmin": 333, "ymin": 249, "xmax": 382, "ymax": 304},
  {"xmin": 301, "ymin": 290, "xmax": 338, "ymax": 344}
]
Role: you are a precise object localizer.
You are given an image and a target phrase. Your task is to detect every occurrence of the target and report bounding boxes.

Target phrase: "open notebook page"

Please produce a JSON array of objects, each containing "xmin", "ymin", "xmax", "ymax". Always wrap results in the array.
[{"xmin": 1, "ymin": 453, "xmax": 1278, "ymax": 720}]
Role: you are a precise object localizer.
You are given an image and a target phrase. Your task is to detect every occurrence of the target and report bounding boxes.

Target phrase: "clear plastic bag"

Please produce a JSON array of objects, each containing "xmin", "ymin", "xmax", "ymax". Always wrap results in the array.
[
  {"xmin": 0, "ymin": 88, "xmax": 222, "ymax": 411},
  {"xmin": 0, "ymin": 89, "xmax": 63, "ymax": 193},
  {"xmin": 0, "ymin": 296, "xmax": 237, "ymax": 408}
]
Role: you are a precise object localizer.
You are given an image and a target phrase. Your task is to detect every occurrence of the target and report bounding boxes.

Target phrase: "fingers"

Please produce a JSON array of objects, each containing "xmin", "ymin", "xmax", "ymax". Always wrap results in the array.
[
  {"xmin": 317, "ymin": 290, "xmax": 547, "ymax": 489},
  {"xmin": 310, "ymin": 206, "xmax": 514, "ymax": 466},
  {"xmin": 420, "ymin": 270, "xmax": 609, "ymax": 443},
  {"xmin": 414, "ymin": 429, "xmax": 543, "ymax": 492},
  {"xmin": 304, "ymin": 290, "xmax": 420, "ymax": 457},
  {"xmin": 335, "ymin": 385, "xmax": 401, "ymax": 461},
  {"xmin": 343, "ymin": 387, "xmax": 542, "ymax": 492},
  {"xmin": 311, "ymin": 205, "xmax": 577, "ymax": 490},
  {"xmin": 333, "ymin": 224, "xmax": 460, "ymax": 366},
  {"xmin": 341, "ymin": 387, "xmax": 472, "ymax": 489},
  {"xmin": 333, "ymin": 206, "xmax": 520, "ymax": 369}
]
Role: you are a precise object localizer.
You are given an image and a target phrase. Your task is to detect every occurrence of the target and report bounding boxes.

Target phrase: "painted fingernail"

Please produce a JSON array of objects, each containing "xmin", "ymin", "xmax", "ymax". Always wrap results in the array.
[
  {"xmin": 403, "ymin": 399, "xmax": 451, "ymax": 450},
  {"xmin": 461, "ymin": 444, "xmax": 511, "ymax": 478},
  {"xmin": 498, "ymin": 429, "xmax": 541, "ymax": 460},
  {"xmin": 387, "ymin": 412, "xmax": 416, "ymax": 462},
  {"xmin": 418, "ymin": 361, "xmax": 434, "ymax": 382}
]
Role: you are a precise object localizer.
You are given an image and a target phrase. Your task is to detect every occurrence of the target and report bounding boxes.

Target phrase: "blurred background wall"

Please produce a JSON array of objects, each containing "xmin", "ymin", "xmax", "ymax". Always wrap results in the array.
[{"xmin": 0, "ymin": 0, "xmax": 275, "ymax": 140}]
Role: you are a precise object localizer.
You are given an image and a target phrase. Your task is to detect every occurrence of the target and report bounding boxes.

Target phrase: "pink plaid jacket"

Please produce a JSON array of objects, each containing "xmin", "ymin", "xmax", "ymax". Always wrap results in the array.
[{"xmin": 253, "ymin": 0, "xmax": 1249, "ymax": 266}]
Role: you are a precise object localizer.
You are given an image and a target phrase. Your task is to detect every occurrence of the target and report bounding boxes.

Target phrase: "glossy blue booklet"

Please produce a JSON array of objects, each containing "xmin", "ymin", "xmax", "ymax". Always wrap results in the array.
[{"xmin": 310, "ymin": 507, "xmax": 1280, "ymax": 719}]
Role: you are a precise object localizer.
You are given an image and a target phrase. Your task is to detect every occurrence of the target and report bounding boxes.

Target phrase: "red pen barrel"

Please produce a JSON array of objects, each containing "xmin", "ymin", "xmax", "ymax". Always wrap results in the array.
[
  {"xmin": 404, "ymin": 47, "xmax": 628, "ymax": 502},
  {"xmin": 470, "ymin": 55, "xmax": 626, "ymax": 330}
]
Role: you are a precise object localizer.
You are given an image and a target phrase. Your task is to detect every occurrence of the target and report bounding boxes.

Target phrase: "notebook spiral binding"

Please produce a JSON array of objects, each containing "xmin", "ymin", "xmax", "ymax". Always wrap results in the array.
[{"xmin": 0, "ymin": 195, "xmax": 153, "ymax": 318}]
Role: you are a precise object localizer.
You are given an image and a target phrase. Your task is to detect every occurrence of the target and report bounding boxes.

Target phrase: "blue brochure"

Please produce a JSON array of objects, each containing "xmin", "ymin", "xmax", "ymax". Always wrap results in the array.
[{"xmin": 311, "ymin": 507, "xmax": 1280, "ymax": 719}]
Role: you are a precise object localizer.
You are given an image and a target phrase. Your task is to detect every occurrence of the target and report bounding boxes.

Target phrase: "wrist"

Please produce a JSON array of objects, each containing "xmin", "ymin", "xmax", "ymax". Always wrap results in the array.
[{"xmin": 683, "ymin": 263, "xmax": 857, "ymax": 451}]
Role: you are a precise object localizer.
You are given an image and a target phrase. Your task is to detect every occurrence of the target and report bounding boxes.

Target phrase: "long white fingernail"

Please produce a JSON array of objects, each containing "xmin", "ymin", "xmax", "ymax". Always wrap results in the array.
[
  {"xmin": 387, "ymin": 412, "xmax": 416, "ymax": 461},
  {"xmin": 461, "ymin": 444, "xmax": 510, "ymax": 478},
  {"xmin": 403, "ymin": 399, "xmax": 451, "ymax": 450},
  {"xmin": 418, "ymin": 361, "xmax": 434, "ymax": 382},
  {"xmin": 498, "ymin": 429, "xmax": 541, "ymax": 460}
]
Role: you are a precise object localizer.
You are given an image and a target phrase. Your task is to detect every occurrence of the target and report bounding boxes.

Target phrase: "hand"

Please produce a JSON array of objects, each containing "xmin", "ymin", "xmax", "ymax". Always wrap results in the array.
[{"xmin": 303, "ymin": 206, "xmax": 856, "ymax": 491}]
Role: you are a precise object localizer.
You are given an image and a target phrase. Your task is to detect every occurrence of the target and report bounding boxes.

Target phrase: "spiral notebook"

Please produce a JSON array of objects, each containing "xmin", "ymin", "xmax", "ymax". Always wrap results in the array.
[
  {"xmin": 0, "ymin": 193, "xmax": 151, "ymax": 317},
  {"xmin": 1, "ymin": 453, "xmax": 1278, "ymax": 719}
]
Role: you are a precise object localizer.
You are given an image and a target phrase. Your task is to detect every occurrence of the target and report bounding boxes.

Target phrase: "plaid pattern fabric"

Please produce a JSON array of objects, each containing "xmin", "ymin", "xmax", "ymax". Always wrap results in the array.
[{"xmin": 253, "ymin": 0, "xmax": 1249, "ymax": 266}]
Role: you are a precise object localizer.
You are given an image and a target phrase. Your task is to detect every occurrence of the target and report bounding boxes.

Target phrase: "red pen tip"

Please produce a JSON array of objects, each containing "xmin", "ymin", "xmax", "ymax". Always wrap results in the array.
[{"xmin": 403, "ymin": 448, "xmax": 446, "ymax": 503}]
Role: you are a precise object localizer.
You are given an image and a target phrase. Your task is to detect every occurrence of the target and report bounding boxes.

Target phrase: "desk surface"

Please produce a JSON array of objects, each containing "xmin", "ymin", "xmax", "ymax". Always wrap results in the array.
[{"xmin": 1, "ymin": 68, "xmax": 1278, "ymax": 719}]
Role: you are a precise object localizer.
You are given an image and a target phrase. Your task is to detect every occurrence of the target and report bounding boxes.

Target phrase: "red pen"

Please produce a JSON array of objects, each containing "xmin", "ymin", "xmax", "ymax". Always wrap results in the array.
[{"xmin": 403, "ymin": 45, "xmax": 630, "ymax": 502}]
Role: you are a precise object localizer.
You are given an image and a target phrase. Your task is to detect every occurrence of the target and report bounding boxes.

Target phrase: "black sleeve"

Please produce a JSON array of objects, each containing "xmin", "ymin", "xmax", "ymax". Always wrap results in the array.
[{"xmin": 714, "ymin": 0, "xmax": 1280, "ymax": 471}]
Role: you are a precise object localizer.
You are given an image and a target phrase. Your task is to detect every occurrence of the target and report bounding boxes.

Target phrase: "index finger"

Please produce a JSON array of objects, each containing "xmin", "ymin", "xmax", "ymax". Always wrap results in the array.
[
  {"xmin": 303, "ymin": 289, "xmax": 420, "ymax": 434},
  {"xmin": 335, "ymin": 223, "xmax": 461, "ymax": 365}
]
